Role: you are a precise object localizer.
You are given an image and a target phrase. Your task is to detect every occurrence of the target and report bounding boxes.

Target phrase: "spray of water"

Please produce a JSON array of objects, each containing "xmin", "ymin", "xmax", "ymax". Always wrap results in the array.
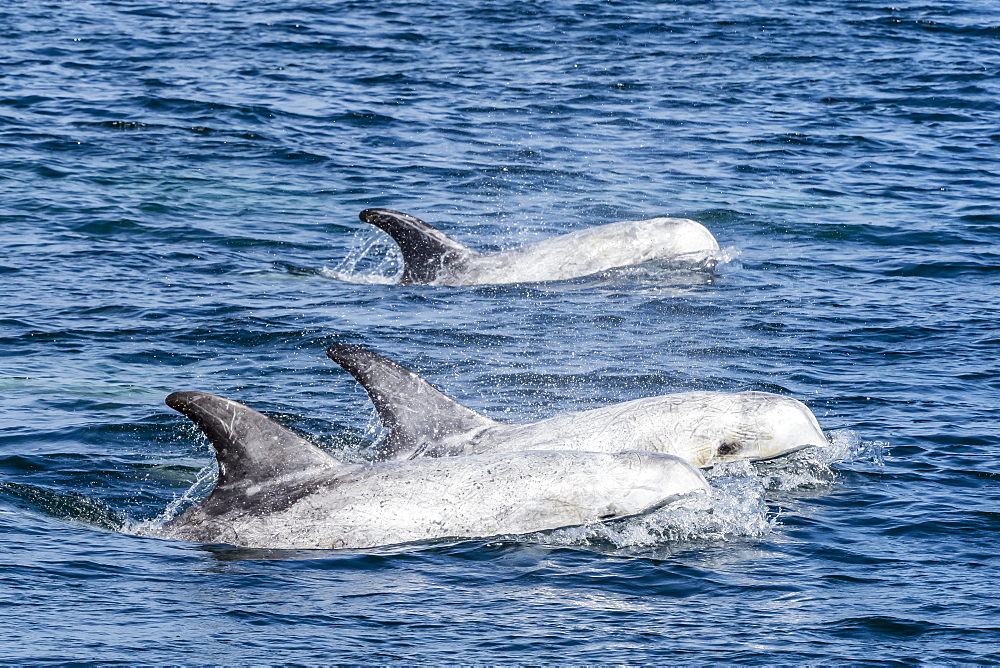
[
  {"xmin": 320, "ymin": 230, "xmax": 401, "ymax": 284},
  {"xmin": 530, "ymin": 428, "xmax": 885, "ymax": 550},
  {"xmin": 126, "ymin": 460, "xmax": 218, "ymax": 538},
  {"xmin": 321, "ymin": 229, "xmax": 736, "ymax": 287}
]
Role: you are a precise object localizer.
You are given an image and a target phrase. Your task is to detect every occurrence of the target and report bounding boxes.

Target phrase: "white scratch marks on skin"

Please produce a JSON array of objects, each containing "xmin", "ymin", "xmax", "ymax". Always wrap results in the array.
[
  {"xmin": 435, "ymin": 217, "xmax": 721, "ymax": 286},
  {"xmin": 155, "ymin": 449, "xmax": 708, "ymax": 550},
  {"xmin": 225, "ymin": 402, "xmax": 239, "ymax": 441},
  {"xmin": 414, "ymin": 391, "xmax": 827, "ymax": 469}
]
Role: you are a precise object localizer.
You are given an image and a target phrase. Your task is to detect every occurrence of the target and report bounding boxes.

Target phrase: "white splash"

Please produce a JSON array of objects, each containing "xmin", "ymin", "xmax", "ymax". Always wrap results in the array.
[
  {"xmin": 533, "ymin": 466, "xmax": 772, "ymax": 549},
  {"xmin": 128, "ymin": 461, "xmax": 218, "ymax": 538},
  {"xmin": 527, "ymin": 429, "xmax": 885, "ymax": 550},
  {"xmin": 321, "ymin": 228, "xmax": 736, "ymax": 287},
  {"xmin": 320, "ymin": 230, "xmax": 402, "ymax": 284}
]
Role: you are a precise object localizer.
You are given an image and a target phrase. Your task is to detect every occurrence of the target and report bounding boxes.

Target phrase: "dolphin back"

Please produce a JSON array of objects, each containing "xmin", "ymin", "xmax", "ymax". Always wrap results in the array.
[
  {"xmin": 327, "ymin": 345, "xmax": 497, "ymax": 459},
  {"xmin": 359, "ymin": 208, "xmax": 479, "ymax": 284}
]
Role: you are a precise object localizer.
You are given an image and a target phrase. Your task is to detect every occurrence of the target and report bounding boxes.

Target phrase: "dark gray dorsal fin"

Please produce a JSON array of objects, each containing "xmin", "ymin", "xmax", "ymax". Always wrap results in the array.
[
  {"xmin": 166, "ymin": 391, "xmax": 339, "ymax": 492},
  {"xmin": 359, "ymin": 208, "xmax": 478, "ymax": 284},
  {"xmin": 326, "ymin": 344, "xmax": 497, "ymax": 459}
]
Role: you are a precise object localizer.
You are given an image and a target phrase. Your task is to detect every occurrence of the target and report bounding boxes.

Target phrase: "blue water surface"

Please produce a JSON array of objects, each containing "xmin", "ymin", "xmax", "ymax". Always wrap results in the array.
[{"xmin": 2, "ymin": 0, "xmax": 999, "ymax": 663}]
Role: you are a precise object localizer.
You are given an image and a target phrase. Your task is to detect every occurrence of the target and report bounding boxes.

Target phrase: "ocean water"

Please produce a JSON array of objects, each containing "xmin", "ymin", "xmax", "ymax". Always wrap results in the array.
[{"xmin": 2, "ymin": 0, "xmax": 999, "ymax": 662}]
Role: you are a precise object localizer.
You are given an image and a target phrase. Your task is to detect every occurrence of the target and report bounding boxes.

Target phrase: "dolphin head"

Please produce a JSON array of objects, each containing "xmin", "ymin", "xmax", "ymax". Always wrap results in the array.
[{"xmin": 706, "ymin": 393, "xmax": 828, "ymax": 466}]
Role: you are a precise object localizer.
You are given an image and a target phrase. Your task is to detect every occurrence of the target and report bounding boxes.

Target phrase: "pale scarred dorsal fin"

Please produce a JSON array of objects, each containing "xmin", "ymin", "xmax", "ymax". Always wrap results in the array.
[
  {"xmin": 326, "ymin": 344, "xmax": 498, "ymax": 459},
  {"xmin": 166, "ymin": 391, "xmax": 340, "ymax": 495},
  {"xmin": 359, "ymin": 208, "xmax": 479, "ymax": 284}
]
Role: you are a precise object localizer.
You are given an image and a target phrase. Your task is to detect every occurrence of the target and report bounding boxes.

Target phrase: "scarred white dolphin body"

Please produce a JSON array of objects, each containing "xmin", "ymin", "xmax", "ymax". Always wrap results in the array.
[
  {"xmin": 155, "ymin": 391, "xmax": 709, "ymax": 550},
  {"xmin": 327, "ymin": 345, "xmax": 829, "ymax": 469},
  {"xmin": 358, "ymin": 208, "xmax": 720, "ymax": 286}
]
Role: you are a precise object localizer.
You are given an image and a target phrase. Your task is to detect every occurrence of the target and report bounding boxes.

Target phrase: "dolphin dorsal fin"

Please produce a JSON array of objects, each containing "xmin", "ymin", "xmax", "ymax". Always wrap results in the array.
[
  {"xmin": 326, "ymin": 344, "xmax": 497, "ymax": 459},
  {"xmin": 166, "ymin": 391, "xmax": 340, "ymax": 492},
  {"xmin": 359, "ymin": 208, "xmax": 479, "ymax": 284}
]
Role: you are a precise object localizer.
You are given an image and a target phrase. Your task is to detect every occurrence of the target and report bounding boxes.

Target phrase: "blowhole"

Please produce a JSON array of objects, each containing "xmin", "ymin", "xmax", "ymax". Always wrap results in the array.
[{"xmin": 717, "ymin": 441, "xmax": 740, "ymax": 456}]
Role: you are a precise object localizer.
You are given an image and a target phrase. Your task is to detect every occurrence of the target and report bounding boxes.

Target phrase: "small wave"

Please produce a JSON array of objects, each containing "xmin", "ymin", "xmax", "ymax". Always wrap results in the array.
[
  {"xmin": 884, "ymin": 260, "xmax": 1000, "ymax": 278},
  {"xmin": 0, "ymin": 481, "xmax": 126, "ymax": 532}
]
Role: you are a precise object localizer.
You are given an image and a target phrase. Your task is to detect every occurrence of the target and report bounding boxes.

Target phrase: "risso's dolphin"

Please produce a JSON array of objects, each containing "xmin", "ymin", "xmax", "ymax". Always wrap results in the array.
[
  {"xmin": 154, "ymin": 391, "xmax": 709, "ymax": 550},
  {"xmin": 327, "ymin": 345, "xmax": 829, "ymax": 469},
  {"xmin": 358, "ymin": 208, "xmax": 720, "ymax": 285}
]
